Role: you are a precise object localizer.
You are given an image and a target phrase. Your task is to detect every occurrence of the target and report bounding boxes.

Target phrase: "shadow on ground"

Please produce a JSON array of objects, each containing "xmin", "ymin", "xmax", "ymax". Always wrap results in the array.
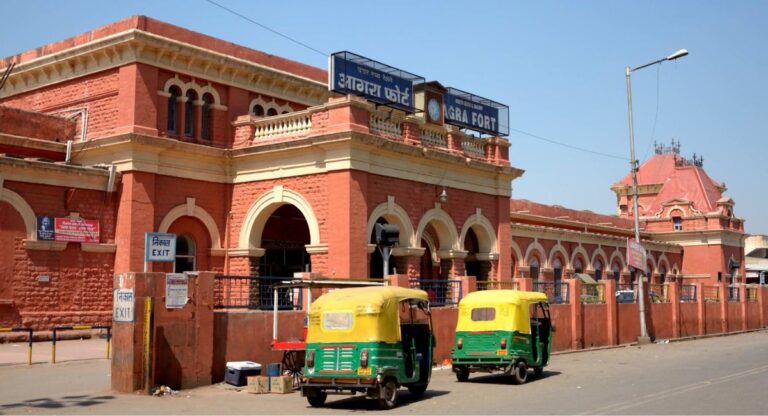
[
  {"xmin": 314, "ymin": 389, "xmax": 449, "ymax": 411},
  {"xmin": 0, "ymin": 394, "xmax": 115, "ymax": 414},
  {"xmin": 464, "ymin": 370, "xmax": 562, "ymax": 385}
]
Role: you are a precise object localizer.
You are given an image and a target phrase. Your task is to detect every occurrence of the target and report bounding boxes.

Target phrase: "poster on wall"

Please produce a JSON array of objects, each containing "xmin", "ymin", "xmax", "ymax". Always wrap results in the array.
[
  {"xmin": 165, "ymin": 273, "xmax": 188, "ymax": 309},
  {"xmin": 37, "ymin": 215, "xmax": 54, "ymax": 241},
  {"xmin": 54, "ymin": 217, "xmax": 99, "ymax": 242}
]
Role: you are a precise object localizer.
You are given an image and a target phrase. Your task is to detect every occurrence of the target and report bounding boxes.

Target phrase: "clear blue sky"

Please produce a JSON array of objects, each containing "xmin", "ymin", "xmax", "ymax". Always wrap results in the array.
[{"xmin": 2, "ymin": 0, "xmax": 767, "ymax": 234}]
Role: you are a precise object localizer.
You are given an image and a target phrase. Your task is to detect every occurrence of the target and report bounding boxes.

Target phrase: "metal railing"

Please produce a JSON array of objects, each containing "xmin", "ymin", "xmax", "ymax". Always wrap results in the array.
[
  {"xmin": 681, "ymin": 284, "xmax": 698, "ymax": 302},
  {"xmin": 0, "ymin": 327, "xmax": 33, "ymax": 365},
  {"xmin": 533, "ymin": 281, "xmax": 570, "ymax": 304},
  {"xmin": 581, "ymin": 283, "xmax": 605, "ymax": 304},
  {"xmin": 727, "ymin": 285, "xmax": 740, "ymax": 302},
  {"xmin": 409, "ymin": 279, "xmax": 462, "ymax": 307},
  {"xmin": 476, "ymin": 280, "xmax": 517, "ymax": 291},
  {"xmin": 213, "ymin": 275, "xmax": 302, "ymax": 310},
  {"xmin": 52, "ymin": 325, "xmax": 111, "ymax": 364},
  {"xmin": 702, "ymin": 285, "xmax": 720, "ymax": 302},
  {"xmin": 746, "ymin": 285, "xmax": 758, "ymax": 303}
]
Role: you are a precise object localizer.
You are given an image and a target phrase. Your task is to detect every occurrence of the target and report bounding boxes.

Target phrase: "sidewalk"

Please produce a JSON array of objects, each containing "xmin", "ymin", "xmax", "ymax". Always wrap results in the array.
[{"xmin": 0, "ymin": 337, "xmax": 109, "ymax": 366}]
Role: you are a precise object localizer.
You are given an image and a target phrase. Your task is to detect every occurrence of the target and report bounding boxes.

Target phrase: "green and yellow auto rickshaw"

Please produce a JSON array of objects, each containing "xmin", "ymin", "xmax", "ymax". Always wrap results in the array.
[
  {"xmin": 451, "ymin": 290, "xmax": 552, "ymax": 384},
  {"xmin": 301, "ymin": 286, "xmax": 434, "ymax": 409}
]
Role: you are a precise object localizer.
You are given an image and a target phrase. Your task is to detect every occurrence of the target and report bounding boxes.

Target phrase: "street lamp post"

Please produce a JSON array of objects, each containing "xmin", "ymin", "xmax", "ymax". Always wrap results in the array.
[{"xmin": 625, "ymin": 49, "xmax": 688, "ymax": 344}]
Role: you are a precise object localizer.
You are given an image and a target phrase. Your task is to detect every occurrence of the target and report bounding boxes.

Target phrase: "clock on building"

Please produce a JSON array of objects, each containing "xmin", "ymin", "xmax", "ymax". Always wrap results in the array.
[{"xmin": 427, "ymin": 98, "xmax": 441, "ymax": 122}]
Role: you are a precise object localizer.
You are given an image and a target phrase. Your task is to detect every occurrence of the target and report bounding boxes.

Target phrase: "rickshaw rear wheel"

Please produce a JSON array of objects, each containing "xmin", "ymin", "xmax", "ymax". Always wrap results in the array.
[
  {"xmin": 454, "ymin": 365, "xmax": 470, "ymax": 382},
  {"xmin": 511, "ymin": 361, "xmax": 528, "ymax": 385},
  {"xmin": 377, "ymin": 379, "xmax": 398, "ymax": 410},
  {"xmin": 305, "ymin": 388, "xmax": 327, "ymax": 407},
  {"xmin": 407, "ymin": 383, "xmax": 427, "ymax": 397}
]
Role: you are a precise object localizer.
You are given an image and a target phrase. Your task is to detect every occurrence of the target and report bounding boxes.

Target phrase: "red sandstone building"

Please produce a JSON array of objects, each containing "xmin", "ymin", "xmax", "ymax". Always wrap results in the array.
[{"xmin": 0, "ymin": 16, "xmax": 746, "ymax": 330}]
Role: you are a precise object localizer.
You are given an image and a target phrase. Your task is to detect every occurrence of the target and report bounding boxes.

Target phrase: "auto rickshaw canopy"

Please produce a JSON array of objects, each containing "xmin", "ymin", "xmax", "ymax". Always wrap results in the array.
[
  {"xmin": 306, "ymin": 286, "xmax": 429, "ymax": 343},
  {"xmin": 456, "ymin": 290, "xmax": 549, "ymax": 334}
]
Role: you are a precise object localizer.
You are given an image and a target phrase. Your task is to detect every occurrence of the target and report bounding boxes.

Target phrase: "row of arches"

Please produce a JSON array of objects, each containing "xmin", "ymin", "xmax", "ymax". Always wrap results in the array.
[
  {"xmin": 511, "ymin": 239, "xmax": 680, "ymax": 284},
  {"xmin": 162, "ymin": 78, "xmax": 222, "ymax": 141}
]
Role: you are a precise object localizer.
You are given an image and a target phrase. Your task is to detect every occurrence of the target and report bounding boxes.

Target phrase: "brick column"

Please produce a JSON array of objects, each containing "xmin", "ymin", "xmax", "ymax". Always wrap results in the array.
[
  {"xmin": 604, "ymin": 279, "xmax": 618, "ymax": 345},
  {"xmin": 193, "ymin": 101, "xmax": 203, "ymax": 141},
  {"xmin": 116, "ymin": 63, "xmax": 159, "ymax": 136},
  {"xmin": 569, "ymin": 278, "xmax": 583, "ymax": 350},
  {"xmin": 696, "ymin": 283, "xmax": 706, "ymax": 335},
  {"xmin": 326, "ymin": 170, "xmax": 368, "ymax": 278},
  {"xmin": 516, "ymin": 277, "xmax": 533, "ymax": 292},
  {"xmin": 669, "ymin": 281, "xmax": 681, "ymax": 339},
  {"xmin": 719, "ymin": 281, "xmax": 728, "ymax": 333},
  {"xmin": 387, "ymin": 274, "xmax": 411, "ymax": 288},
  {"xmin": 758, "ymin": 286, "xmax": 766, "ymax": 328},
  {"xmin": 402, "ymin": 118, "xmax": 421, "ymax": 145},
  {"xmin": 114, "ymin": 172, "xmax": 156, "ymax": 273},
  {"xmin": 740, "ymin": 284, "xmax": 748, "ymax": 331},
  {"xmin": 460, "ymin": 275, "xmax": 477, "ymax": 298}
]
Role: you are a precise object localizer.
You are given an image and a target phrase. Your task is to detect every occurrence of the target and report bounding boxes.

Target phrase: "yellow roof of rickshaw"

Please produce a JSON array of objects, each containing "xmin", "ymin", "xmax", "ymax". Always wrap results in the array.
[
  {"xmin": 310, "ymin": 286, "xmax": 428, "ymax": 312},
  {"xmin": 459, "ymin": 289, "xmax": 549, "ymax": 307}
]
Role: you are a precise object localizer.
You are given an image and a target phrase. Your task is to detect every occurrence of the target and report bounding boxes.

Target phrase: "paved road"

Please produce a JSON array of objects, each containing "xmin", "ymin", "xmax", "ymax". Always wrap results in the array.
[{"xmin": 1, "ymin": 331, "xmax": 767, "ymax": 414}]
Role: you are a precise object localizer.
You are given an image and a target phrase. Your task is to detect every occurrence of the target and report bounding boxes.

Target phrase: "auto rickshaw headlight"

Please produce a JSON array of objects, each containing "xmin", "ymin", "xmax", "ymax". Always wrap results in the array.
[
  {"xmin": 457, "ymin": 338, "xmax": 463, "ymax": 350},
  {"xmin": 500, "ymin": 338, "xmax": 507, "ymax": 349},
  {"xmin": 360, "ymin": 348, "xmax": 369, "ymax": 368},
  {"xmin": 307, "ymin": 349, "xmax": 315, "ymax": 368}
]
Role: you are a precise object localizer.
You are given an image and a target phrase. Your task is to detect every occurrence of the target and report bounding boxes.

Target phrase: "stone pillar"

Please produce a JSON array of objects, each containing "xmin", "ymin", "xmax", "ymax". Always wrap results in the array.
[
  {"xmin": 604, "ymin": 279, "xmax": 618, "ymax": 345},
  {"xmin": 193, "ymin": 101, "xmax": 203, "ymax": 141},
  {"xmin": 569, "ymin": 278, "xmax": 583, "ymax": 350},
  {"xmin": 669, "ymin": 281, "xmax": 681, "ymax": 339},
  {"xmin": 326, "ymin": 170, "xmax": 368, "ymax": 278},
  {"xmin": 401, "ymin": 118, "xmax": 421, "ymax": 145}
]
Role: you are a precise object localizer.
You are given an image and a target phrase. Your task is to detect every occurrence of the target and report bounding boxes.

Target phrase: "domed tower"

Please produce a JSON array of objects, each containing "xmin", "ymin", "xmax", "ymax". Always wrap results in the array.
[{"xmin": 611, "ymin": 141, "xmax": 745, "ymax": 284}]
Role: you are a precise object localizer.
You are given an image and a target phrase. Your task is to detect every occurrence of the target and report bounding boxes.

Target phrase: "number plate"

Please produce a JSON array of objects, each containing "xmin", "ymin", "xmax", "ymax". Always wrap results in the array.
[
  {"xmin": 358, "ymin": 367, "xmax": 372, "ymax": 376},
  {"xmin": 496, "ymin": 349, "xmax": 507, "ymax": 356}
]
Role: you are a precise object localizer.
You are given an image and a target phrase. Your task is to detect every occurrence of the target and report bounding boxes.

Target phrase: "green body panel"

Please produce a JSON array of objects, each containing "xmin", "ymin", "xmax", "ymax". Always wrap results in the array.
[
  {"xmin": 304, "ymin": 341, "xmax": 430, "ymax": 385},
  {"xmin": 452, "ymin": 329, "xmax": 550, "ymax": 367}
]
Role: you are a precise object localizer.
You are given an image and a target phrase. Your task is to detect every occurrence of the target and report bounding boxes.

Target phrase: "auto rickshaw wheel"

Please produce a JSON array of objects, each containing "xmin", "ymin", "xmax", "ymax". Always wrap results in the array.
[
  {"xmin": 305, "ymin": 388, "xmax": 327, "ymax": 407},
  {"xmin": 407, "ymin": 383, "xmax": 427, "ymax": 397},
  {"xmin": 377, "ymin": 379, "xmax": 398, "ymax": 410},
  {"xmin": 454, "ymin": 365, "xmax": 470, "ymax": 382},
  {"xmin": 511, "ymin": 361, "xmax": 528, "ymax": 385}
]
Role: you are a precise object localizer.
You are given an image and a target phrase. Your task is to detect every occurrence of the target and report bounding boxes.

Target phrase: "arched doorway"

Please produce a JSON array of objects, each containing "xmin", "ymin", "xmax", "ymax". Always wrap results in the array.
[
  {"xmin": 257, "ymin": 205, "xmax": 311, "ymax": 277},
  {"xmin": 464, "ymin": 228, "xmax": 487, "ymax": 282},
  {"xmin": 419, "ymin": 227, "xmax": 441, "ymax": 279},
  {"xmin": 0, "ymin": 201, "xmax": 25, "ymax": 326}
]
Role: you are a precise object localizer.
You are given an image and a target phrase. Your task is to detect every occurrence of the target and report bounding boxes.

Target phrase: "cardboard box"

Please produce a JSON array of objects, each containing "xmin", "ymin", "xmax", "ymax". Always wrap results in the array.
[
  {"xmin": 247, "ymin": 376, "xmax": 270, "ymax": 394},
  {"xmin": 270, "ymin": 375, "xmax": 294, "ymax": 394}
]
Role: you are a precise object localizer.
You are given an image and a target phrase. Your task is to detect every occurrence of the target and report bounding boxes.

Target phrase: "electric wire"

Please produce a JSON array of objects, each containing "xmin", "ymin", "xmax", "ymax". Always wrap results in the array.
[
  {"xmin": 203, "ymin": 0, "xmax": 328, "ymax": 57},
  {"xmin": 509, "ymin": 127, "xmax": 628, "ymax": 161}
]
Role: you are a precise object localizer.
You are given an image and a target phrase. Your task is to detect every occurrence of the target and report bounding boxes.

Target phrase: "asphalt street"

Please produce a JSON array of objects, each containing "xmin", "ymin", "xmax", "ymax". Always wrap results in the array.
[{"xmin": 0, "ymin": 330, "xmax": 766, "ymax": 414}]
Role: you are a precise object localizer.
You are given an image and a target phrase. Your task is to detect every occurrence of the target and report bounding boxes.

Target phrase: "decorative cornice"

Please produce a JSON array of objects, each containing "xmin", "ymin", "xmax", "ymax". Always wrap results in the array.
[
  {"xmin": 228, "ymin": 248, "xmax": 265, "ymax": 257},
  {"xmin": 304, "ymin": 244, "xmax": 328, "ymax": 254},
  {"xmin": 649, "ymin": 229, "xmax": 746, "ymax": 247},
  {"xmin": 392, "ymin": 247, "xmax": 426, "ymax": 257},
  {"xmin": 511, "ymin": 223, "xmax": 682, "ymax": 253},
  {"xmin": 1, "ymin": 29, "xmax": 329, "ymax": 106},
  {"xmin": 0, "ymin": 155, "xmax": 116, "ymax": 192}
]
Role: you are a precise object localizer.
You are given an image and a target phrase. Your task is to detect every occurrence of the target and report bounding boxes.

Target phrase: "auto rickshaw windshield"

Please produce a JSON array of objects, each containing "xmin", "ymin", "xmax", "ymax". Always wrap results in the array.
[{"xmin": 306, "ymin": 286, "xmax": 429, "ymax": 343}]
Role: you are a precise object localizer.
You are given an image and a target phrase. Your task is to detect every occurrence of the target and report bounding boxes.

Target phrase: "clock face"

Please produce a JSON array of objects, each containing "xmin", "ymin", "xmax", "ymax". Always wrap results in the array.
[{"xmin": 427, "ymin": 98, "xmax": 441, "ymax": 122}]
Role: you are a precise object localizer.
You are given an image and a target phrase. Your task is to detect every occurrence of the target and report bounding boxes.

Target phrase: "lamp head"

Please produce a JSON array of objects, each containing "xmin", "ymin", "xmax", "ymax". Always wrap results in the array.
[
  {"xmin": 438, "ymin": 188, "xmax": 448, "ymax": 204},
  {"xmin": 666, "ymin": 49, "xmax": 689, "ymax": 61}
]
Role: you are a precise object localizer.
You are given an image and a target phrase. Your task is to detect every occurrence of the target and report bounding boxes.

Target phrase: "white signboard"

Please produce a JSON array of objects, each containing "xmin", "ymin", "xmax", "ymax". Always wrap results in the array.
[
  {"xmin": 113, "ymin": 289, "xmax": 135, "ymax": 322},
  {"xmin": 166, "ymin": 273, "xmax": 189, "ymax": 309},
  {"xmin": 145, "ymin": 232, "xmax": 176, "ymax": 262}
]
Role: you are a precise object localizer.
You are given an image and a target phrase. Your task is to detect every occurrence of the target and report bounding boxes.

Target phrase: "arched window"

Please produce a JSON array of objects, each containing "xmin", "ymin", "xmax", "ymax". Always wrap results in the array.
[
  {"xmin": 167, "ymin": 86, "xmax": 181, "ymax": 134},
  {"xmin": 553, "ymin": 258, "xmax": 563, "ymax": 300},
  {"xmin": 659, "ymin": 265, "xmax": 667, "ymax": 284},
  {"xmin": 574, "ymin": 259, "xmax": 583, "ymax": 274},
  {"xmin": 185, "ymin": 90, "xmax": 197, "ymax": 138},
  {"xmin": 174, "ymin": 235, "xmax": 196, "ymax": 273},
  {"xmin": 201, "ymin": 93, "xmax": 213, "ymax": 141},
  {"xmin": 267, "ymin": 108, "xmax": 278, "ymax": 116},
  {"xmin": 612, "ymin": 263, "xmax": 621, "ymax": 282},
  {"xmin": 253, "ymin": 104, "xmax": 265, "ymax": 117},
  {"xmin": 594, "ymin": 259, "xmax": 603, "ymax": 280},
  {"xmin": 530, "ymin": 258, "xmax": 540, "ymax": 281}
]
